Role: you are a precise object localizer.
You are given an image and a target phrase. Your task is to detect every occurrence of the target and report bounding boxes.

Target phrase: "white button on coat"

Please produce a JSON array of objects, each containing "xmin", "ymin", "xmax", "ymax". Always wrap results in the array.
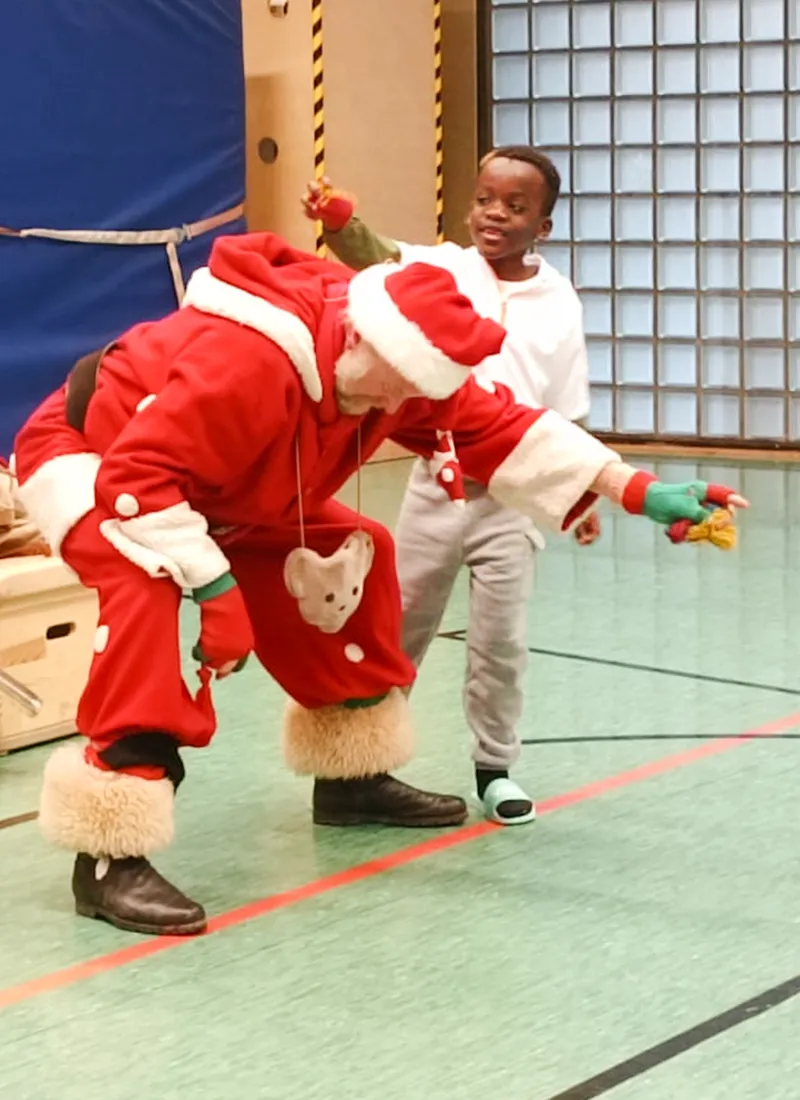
[{"xmin": 114, "ymin": 493, "xmax": 140, "ymax": 518}]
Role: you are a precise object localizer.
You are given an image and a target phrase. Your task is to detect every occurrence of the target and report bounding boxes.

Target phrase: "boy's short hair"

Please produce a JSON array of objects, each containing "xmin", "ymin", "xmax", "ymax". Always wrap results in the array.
[{"xmin": 479, "ymin": 146, "xmax": 561, "ymax": 216}]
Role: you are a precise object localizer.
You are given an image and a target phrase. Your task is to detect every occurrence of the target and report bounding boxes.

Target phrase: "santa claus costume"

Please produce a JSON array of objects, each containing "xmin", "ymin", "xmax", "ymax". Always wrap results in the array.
[{"xmin": 14, "ymin": 232, "xmax": 744, "ymax": 936}]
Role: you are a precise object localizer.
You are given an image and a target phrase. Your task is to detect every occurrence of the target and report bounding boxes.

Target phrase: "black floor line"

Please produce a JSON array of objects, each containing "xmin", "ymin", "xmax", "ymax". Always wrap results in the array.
[
  {"xmin": 546, "ymin": 972, "xmax": 800, "ymax": 1100},
  {"xmin": 0, "ymin": 811, "xmax": 38, "ymax": 831},
  {"xmin": 522, "ymin": 733, "xmax": 800, "ymax": 745},
  {"xmin": 436, "ymin": 631, "xmax": 800, "ymax": 698}
]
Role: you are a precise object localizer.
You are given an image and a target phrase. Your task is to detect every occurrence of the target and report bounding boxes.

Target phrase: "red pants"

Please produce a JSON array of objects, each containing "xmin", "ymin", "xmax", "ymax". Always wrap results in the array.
[{"xmin": 60, "ymin": 503, "xmax": 415, "ymax": 754}]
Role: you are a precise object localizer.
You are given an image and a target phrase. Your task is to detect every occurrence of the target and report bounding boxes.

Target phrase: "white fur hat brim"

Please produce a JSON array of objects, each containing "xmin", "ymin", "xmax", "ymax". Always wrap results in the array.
[{"xmin": 346, "ymin": 264, "xmax": 471, "ymax": 400}]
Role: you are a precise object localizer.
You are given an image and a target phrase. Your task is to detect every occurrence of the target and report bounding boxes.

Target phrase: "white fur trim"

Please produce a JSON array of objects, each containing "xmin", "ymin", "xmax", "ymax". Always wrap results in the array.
[
  {"xmin": 39, "ymin": 742, "xmax": 174, "ymax": 858},
  {"xmin": 282, "ymin": 688, "xmax": 415, "ymax": 778},
  {"xmin": 99, "ymin": 500, "xmax": 230, "ymax": 589},
  {"xmin": 488, "ymin": 412, "xmax": 620, "ymax": 532},
  {"xmin": 15, "ymin": 452, "xmax": 100, "ymax": 554},
  {"xmin": 182, "ymin": 266, "xmax": 322, "ymax": 402},
  {"xmin": 346, "ymin": 265, "xmax": 471, "ymax": 400}
]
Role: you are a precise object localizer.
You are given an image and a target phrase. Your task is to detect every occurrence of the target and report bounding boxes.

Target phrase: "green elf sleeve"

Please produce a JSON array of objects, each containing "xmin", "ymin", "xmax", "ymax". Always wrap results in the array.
[
  {"xmin": 305, "ymin": 183, "xmax": 401, "ymax": 271},
  {"xmin": 324, "ymin": 215, "xmax": 401, "ymax": 271}
]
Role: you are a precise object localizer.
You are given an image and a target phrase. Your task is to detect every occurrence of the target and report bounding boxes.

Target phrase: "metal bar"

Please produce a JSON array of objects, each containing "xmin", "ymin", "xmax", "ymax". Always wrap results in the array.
[
  {"xmin": 783, "ymin": 0, "xmax": 791, "ymax": 441},
  {"xmin": 433, "ymin": 0, "xmax": 445, "ymax": 243},
  {"xmin": 493, "ymin": 92, "xmax": 798, "ymax": 104},
  {"xmin": 651, "ymin": 1, "xmax": 659, "ymax": 436},
  {"xmin": 606, "ymin": 0, "xmax": 618, "ymax": 429},
  {"xmin": 693, "ymin": 0, "xmax": 703, "ymax": 438},
  {"xmin": 509, "ymin": 42, "xmax": 792, "ymax": 56},
  {"xmin": 476, "ymin": 0, "xmax": 493, "ymax": 158},
  {"xmin": 587, "ymin": 333, "xmax": 798, "ymax": 347},
  {"xmin": 311, "ymin": 0, "xmax": 326, "ymax": 257},
  {"xmin": 557, "ymin": 188, "xmax": 789, "ymax": 198},
  {"xmin": 0, "ymin": 670, "xmax": 42, "ymax": 717},
  {"xmin": 581, "ymin": 286, "xmax": 795, "ymax": 298},
  {"xmin": 737, "ymin": 1, "xmax": 746, "ymax": 440},
  {"xmin": 567, "ymin": 0, "xmax": 576, "ymax": 295},
  {"xmin": 583, "ymin": 382, "xmax": 794, "ymax": 397},
  {"xmin": 596, "ymin": 430, "xmax": 797, "ymax": 450}
]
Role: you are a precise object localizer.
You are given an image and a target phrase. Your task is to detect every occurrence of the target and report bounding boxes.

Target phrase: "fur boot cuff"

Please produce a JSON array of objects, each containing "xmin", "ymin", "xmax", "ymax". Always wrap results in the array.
[
  {"xmin": 282, "ymin": 688, "xmax": 415, "ymax": 778},
  {"xmin": 39, "ymin": 741, "xmax": 175, "ymax": 858}
]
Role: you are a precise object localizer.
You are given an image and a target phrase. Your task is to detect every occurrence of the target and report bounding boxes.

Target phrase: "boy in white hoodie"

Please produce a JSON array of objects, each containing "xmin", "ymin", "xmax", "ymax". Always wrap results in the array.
[{"xmin": 304, "ymin": 146, "xmax": 598, "ymax": 825}]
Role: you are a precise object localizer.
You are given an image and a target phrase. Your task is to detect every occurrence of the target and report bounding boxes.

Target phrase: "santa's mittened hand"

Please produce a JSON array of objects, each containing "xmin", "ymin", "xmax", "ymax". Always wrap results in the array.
[
  {"xmin": 643, "ymin": 481, "xmax": 712, "ymax": 525},
  {"xmin": 622, "ymin": 472, "xmax": 749, "ymax": 526},
  {"xmin": 301, "ymin": 178, "xmax": 355, "ymax": 232},
  {"xmin": 192, "ymin": 575, "xmax": 254, "ymax": 676}
]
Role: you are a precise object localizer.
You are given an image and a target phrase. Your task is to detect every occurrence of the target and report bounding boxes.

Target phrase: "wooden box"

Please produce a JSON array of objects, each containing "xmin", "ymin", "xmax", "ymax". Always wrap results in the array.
[{"xmin": 0, "ymin": 557, "xmax": 98, "ymax": 754}]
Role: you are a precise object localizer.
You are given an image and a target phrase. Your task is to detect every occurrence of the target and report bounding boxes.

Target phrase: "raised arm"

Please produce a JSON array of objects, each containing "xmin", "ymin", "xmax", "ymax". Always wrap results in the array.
[{"xmin": 301, "ymin": 179, "xmax": 400, "ymax": 271}]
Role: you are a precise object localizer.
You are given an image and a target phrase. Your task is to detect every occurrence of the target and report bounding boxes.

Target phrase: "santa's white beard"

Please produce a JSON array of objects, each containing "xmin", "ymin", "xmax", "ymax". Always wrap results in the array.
[
  {"xmin": 334, "ymin": 343, "xmax": 387, "ymax": 414},
  {"xmin": 334, "ymin": 343, "xmax": 372, "ymax": 387}
]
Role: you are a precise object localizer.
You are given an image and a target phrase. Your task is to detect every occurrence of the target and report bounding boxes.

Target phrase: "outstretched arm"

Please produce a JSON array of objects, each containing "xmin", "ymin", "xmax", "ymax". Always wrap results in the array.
[{"xmin": 390, "ymin": 380, "xmax": 747, "ymax": 536}]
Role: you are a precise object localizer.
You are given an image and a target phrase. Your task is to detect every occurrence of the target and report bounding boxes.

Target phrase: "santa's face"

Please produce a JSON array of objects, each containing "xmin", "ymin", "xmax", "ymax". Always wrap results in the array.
[{"xmin": 334, "ymin": 340, "xmax": 424, "ymax": 416}]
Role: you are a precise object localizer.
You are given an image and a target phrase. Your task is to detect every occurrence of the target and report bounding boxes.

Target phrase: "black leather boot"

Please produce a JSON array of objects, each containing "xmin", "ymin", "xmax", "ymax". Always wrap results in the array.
[
  {"xmin": 313, "ymin": 774, "xmax": 468, "ymax": 827},
  {"xmin": 72, "ymin": 853, "xmax": 207, "ymax": 936}
]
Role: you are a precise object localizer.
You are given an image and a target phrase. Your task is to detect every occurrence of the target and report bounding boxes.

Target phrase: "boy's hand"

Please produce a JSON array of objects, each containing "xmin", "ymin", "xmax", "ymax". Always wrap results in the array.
[
  {"xmin": 574, "ymin": 511, "xmax": 601, "ymax": 546},
  {"xmin": 301, "ymin": 177, "xmax": 354, "ymax": 231}
]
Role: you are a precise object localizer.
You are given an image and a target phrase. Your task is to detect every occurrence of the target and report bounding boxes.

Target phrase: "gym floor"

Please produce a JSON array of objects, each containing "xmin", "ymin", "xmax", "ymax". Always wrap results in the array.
[{"xmin": 1, "ymin": 451, "xmax": 799, "ymax": 1100}]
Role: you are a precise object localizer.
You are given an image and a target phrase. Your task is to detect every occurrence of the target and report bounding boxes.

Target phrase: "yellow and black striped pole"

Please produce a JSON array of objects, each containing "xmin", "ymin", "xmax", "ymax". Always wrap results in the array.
[
  {"xmin": 312, "ymin": 0, "xmax": 326, "ymax": 256},
  {"xmin": 433, "ymin": 0, "xmax": 444, "ymax": 243}
]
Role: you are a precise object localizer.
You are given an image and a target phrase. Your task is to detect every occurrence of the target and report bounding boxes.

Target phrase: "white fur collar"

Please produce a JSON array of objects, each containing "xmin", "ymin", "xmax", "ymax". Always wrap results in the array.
[{"xmin": 182, "ymin": 266, "xmax": 323, "ymax": 402}]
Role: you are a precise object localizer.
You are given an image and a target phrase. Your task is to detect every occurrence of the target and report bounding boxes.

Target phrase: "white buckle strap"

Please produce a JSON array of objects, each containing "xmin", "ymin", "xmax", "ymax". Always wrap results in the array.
[{"xmin": 0, "ymin": 202, "xmax": 245, "ymax": 304}]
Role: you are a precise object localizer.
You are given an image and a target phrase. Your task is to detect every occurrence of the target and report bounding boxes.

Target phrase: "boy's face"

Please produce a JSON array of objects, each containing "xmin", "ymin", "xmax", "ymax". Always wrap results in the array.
[{"xmin": 467, "ymin": 157, "xmax": 553, "ymax": 262}]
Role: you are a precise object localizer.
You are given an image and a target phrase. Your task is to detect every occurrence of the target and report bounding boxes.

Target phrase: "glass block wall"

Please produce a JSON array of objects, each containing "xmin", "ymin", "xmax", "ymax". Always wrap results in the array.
[{"xmin": 486, "ymin": 0, "xmax": 800, "ymax": 443}]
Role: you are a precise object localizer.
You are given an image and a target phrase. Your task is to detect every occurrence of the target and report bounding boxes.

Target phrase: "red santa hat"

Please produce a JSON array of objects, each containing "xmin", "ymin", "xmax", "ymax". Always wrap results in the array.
[{"xmin": 346, "ymin": 262, "xmax": 506, "ymax": 400}]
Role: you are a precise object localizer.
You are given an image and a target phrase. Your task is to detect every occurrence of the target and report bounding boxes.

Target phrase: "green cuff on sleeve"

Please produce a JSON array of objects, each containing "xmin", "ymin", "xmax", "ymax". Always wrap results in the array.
[{"xmin": 192, "ymin": 572, "xmax": 237, "ymax": 603}]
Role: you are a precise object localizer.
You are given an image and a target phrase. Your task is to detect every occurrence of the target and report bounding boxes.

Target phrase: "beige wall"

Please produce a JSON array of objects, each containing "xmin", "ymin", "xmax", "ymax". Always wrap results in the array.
[
  {"xmin": 239, "ymin": 0, "xmax": 479, "ymax": 465},
  {"xmin": 241, "ymin": 0, "xmax": 437, "ymax": 247},
  {"xmin": 241, "ymin": 0, "xmax": 316, "ymax": 250},
  {"xmin": 324, "ymin": 0, "xmax": 437, "ymax": 244},
  {"xmin": 441, "ymin": 0, "xmax": 479, "ymax": 245}
]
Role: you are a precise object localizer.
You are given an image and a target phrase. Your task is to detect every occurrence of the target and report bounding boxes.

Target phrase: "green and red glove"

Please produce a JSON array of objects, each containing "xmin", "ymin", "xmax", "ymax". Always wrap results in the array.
[
  {"xmin": 302, "ymin": 177, "xmax": 355, "ymax": 232},
  {"xmin": 191, "ymin": 574, "xmax": 254, "ymax": 677},
  {"xmin": 621, "ymin": 471, "xmax": 745, "ymax": 542}
]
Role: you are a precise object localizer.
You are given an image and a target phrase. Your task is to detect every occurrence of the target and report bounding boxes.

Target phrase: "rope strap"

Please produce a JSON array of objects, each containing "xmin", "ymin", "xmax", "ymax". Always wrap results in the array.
[{"xmin": 0, "ymin": 202, "xmax": 245, "ymax": 304}]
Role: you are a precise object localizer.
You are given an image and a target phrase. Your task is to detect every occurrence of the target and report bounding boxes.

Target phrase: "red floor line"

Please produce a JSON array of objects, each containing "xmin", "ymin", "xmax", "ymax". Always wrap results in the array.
[{"xmin": 2, "ymin": 708, "xmax": 798, "ymax": 1012}]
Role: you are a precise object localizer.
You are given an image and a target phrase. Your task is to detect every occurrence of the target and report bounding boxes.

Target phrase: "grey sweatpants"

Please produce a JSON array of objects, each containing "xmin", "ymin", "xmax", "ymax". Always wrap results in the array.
[{"xmin": 394, "ymin": 459, "xmax": 537, "ymax": 770}]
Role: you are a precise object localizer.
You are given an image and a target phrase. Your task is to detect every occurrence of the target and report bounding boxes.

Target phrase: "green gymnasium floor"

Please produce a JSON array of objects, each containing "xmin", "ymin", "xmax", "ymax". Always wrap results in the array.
[{"xmin": 1, "ymin": 453, "xmax": 799, "ymax": 1100}]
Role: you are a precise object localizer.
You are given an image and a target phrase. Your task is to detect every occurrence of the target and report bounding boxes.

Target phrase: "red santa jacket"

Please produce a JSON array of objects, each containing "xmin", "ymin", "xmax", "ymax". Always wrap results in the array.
[{"xmin": 14, "ymin": 233, "xmax": 616, "ymax": 591}]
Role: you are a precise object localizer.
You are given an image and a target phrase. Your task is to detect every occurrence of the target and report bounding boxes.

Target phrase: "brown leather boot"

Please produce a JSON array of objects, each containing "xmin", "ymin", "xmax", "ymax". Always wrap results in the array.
[
  {"xmin": 313, "ymin": 774, "xmax": 468, "ymax": 827},
  {"xmin": 72, "ymin": 854, "xmax": 207, "ymax": 936}
]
